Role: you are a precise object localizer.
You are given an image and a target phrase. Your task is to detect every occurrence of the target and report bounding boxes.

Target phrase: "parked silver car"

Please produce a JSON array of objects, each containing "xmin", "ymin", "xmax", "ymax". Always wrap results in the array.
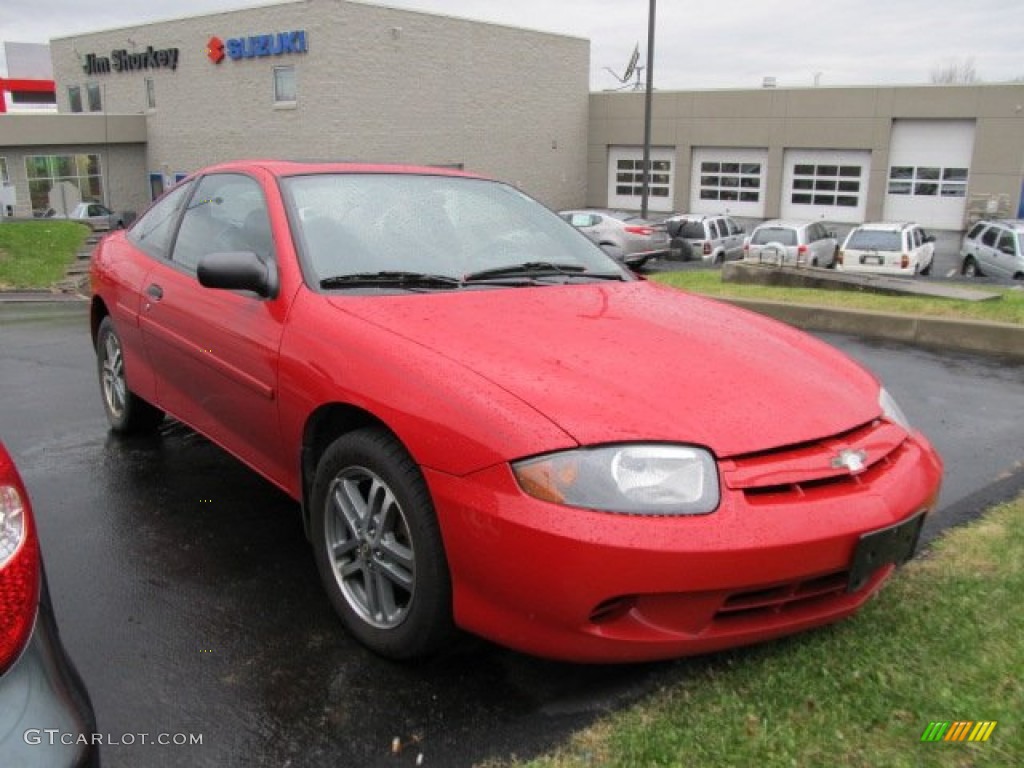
[
  {"xmin": 959, "ymin": 219, "xmax": 1024, "ymax": 280},
  {"xmin": 663, "ymin": 213, "xmax": 745, "ymax": 264},
  {"xmin": 744, "ymin": 219, "xmax": 839, "ymax": 268},
  {"xmin": 46, "ymin": 201, "xmax": 134, "ymax": 231},
  {"xmin": 559, "ymin": 209, "xmax": 670, "ymax": 269}
]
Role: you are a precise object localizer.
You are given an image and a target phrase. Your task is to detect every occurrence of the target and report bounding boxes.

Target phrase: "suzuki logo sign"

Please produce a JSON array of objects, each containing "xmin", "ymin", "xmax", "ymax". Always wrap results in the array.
[{"xmin": 206, "ymin": 30, "xmax": 308, "ymax": 64}]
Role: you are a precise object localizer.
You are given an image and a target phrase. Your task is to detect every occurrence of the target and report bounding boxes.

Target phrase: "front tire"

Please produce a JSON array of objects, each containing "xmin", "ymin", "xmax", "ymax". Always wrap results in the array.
[
  {"xmin": 310, "ymin": 427, "xmax": 453, "ymax": 659},
  {"xmin": 96, "ymin": 317, "xmax": 164, "ymax": 434}
]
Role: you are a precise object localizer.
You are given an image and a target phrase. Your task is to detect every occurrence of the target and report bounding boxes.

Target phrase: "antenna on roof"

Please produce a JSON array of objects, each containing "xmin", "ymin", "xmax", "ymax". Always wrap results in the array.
[{"xmin": 604, "ymin": 43, "xmax": 644, "ymax": 91}]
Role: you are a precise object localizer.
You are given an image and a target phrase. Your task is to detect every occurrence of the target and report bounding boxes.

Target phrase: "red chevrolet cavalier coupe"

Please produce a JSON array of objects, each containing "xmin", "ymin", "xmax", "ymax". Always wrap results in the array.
[{"xmin": 89, "ymin": 161, "xmax": 942, "ymax": 662}]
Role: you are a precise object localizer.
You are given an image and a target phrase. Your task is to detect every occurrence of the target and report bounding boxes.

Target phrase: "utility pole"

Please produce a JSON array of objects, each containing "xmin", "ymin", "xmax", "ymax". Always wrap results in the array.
[{"xmin": 640, "ymin": 0, "xmax": 656, "ymax": 219}]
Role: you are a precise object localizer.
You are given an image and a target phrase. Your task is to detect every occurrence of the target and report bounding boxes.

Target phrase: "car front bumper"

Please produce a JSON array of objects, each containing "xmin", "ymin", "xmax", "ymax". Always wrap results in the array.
[{"xmin": 427, "ymin": 428, "xmax": 943, "ymax": 663}]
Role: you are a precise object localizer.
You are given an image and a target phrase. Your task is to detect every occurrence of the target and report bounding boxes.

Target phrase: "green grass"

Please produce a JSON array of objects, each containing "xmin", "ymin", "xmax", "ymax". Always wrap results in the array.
[
  {"xmin": 652, "ymin": 270, "xmax": 1024, "ymax": 326},
  {"xmin": 0, "ymin": 221, "xmax": 90, "ymax": 290},
  {"xmin": 503, "ymin": 496, "xmax": 1024, "ymax": 768}
]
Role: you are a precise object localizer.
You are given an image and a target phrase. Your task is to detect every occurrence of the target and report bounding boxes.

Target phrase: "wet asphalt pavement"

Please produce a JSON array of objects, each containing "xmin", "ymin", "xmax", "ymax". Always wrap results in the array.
[{"xmin": 1, "ymin": 306, "xmax": 1022, "ymax": 768}]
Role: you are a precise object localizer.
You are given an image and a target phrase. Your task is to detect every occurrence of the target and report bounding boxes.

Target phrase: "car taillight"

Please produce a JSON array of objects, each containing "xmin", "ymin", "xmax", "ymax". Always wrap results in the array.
[
  {"xmin": 703, "ymin": 241, "xmax": 712, "ymax": 255},
  {"xmin": 901, "ymin": 253, "xmax": 910, "ymax": 269},
  {"xmin": 743, "ymin": 242, "xmax": 749, "ymax": 253},
  {"xmin": 624, "ymin": 225, "xmax": 653, "ymax": 236},
  {"xmin": 837, "ymin": 250, "xmax": 845, "ymax": 265},
  {"xmin": 0, "ymin": 450, "xmax": 40, "ymax": 675},
  {"xmin": 797, "ymin": 244, "xmax": 808, "ymax": 255}
]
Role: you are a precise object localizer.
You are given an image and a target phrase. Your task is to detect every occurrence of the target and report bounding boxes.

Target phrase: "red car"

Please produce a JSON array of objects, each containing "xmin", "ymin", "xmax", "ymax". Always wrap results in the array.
[{"xmin": 89, "ymin": 161, "xmax": 942, "ymax": 663}]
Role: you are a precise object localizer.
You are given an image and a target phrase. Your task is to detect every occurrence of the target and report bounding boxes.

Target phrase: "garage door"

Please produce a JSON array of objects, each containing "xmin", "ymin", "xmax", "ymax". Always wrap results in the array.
[
  {"xmin": 607, "ymin": 146, "xmax": 675, "ymax": 213},
  {"xmin": 882, "ymin": 120, "xmax": 975, "ymax": 230},
  {"xmin": 781, "ymin": 149, "xmax": 871, "ymax": 224},
  {"xmin": 690, "ymin": 148, "xmax": 767, "ymax": 217}
]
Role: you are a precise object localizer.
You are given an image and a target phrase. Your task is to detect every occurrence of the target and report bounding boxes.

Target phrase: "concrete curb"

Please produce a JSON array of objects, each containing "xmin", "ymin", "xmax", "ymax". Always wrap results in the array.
[{"xmin": 717, "ymin": 297, "xmax": 1024, "ymax": 362}]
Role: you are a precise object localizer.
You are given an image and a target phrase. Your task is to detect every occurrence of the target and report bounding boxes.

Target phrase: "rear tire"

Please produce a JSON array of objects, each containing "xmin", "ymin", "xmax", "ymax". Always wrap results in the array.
[
  {"xmin": 310, "ymin": 427, "xmax": 454, "ymax": 659},
  {"xmin": 96, "ymin": 317, "xmax": 164, "ymax": 434}
]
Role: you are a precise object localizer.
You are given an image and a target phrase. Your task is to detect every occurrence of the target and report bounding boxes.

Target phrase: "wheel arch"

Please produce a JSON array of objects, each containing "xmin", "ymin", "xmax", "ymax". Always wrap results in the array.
[
  {"xmin": 299, "ymin": 403, "xmax": 397, "ymax": 538},
  {"xmin": 90, "ymin": 296, "xmax": 110, "ymax": 350}
]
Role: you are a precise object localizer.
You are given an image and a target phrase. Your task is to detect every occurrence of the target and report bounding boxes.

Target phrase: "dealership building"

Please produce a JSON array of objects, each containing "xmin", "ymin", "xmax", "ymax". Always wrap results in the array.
[{"xmin": 1, "ymin": 0, "xmax": 1023, "ymax": 231}]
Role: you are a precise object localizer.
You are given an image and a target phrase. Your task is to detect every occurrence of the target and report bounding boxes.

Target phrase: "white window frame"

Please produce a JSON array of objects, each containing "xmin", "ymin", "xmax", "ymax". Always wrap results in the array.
[{"xmin": 273, "ymin": 66, "xmax": 297, "ymax": 107}]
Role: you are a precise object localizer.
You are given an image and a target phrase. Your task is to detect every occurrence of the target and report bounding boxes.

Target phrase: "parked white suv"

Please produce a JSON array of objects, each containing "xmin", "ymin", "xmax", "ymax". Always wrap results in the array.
[
  {"xmin": 663, "ymin": 213, "xmax": 745, "ymax": 264},
  {"xmin": 838, "ymin": 222, "xmax": 935, "ymax": 276},
  {"xmin": 960, "ymin": 219, "xmax": 1024, "ymax": 281},
  {"xmin": 743, "ymin": 220, "xmax": 839, "ymax": 268}
]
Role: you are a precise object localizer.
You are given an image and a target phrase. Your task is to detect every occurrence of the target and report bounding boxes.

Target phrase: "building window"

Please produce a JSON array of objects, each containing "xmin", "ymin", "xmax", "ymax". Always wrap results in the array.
[
  {"xmin": 791, "ymin": 163, "xmax": 862, "ymax": 207},
  {"xmin": 699, "ymin": 160, "xmax": 762, "ymax": 203},
  {"xmin": 145, "ymin": 78, "xmax": 156, "ymax": 110},
  {"xmin": 86, "ymin": 83, "xmax": 102, "ymax": 112},
  {"xmin": 68, "ymin": 86, "xmax": 82, "ymax": 113},
  {"xmin": 887, "ymin": 166, "xmax": 967, "ymax": 198},
  {"xmin": 25, "ymin": 154, "xmax": 104, "ymax": 217},
  {"xmin": 274, "ymin": 66, "xmax": 296, "ymax": 104},
  {"xmin": 615, "ymin": 158, "xmax": 671, "ymax": 198}
]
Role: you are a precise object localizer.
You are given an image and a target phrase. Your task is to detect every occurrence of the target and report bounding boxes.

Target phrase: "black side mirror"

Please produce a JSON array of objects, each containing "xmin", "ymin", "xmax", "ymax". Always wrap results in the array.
[{"xmin": 198, "ymin": 251, "xmax": 278, "ymax": 298}]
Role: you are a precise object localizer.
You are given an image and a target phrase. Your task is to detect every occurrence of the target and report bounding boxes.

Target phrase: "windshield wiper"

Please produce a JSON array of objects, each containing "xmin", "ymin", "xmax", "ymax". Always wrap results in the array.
[
  {"xmin": 320, "ymin": 271, "xmax": 462, "ymax": 290},
  {"xmin": 462, "ymin": 262, "xmax": 623, "ymax": 282}
]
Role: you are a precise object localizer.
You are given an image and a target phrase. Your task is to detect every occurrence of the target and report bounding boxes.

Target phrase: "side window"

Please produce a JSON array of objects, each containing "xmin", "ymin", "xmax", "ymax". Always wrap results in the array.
[
  {"xmin": 997, "ymin": 232, "xmax": 1016, "ymax": 255},
  {"xmin": 128, "ymin": 180, "xmax": 193, "ymax": 259},
  {"xmin": 980, "ymin": 227, "xmax": 999, "ymax": 248},
  {"xmin": 966, "ymin": 223, "xmax": 986, "ymax": 240},
  {"xmin": 727, "ymin": 219, "xmax": 742, "ymax": 236},
  {"xmin": 707, "ymin": 220, "xmax": 720, "ymax": 239},
  {"xmin": 911, "ymin": 228, "xmax": 922, "ymax": 248},
  {"xmin": 172, "ymin": 174, "xmax": 274, "ymax": 272},
  {"xmin": 807, "ymin": 224, "xmax": 820, "ymax": 242}
]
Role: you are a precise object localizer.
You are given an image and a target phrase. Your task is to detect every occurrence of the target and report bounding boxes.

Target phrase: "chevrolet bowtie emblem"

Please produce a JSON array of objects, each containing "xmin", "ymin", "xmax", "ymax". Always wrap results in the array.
[{"xmin": 831, "ymin": 448, "xmax": 868, "ymax": 473}]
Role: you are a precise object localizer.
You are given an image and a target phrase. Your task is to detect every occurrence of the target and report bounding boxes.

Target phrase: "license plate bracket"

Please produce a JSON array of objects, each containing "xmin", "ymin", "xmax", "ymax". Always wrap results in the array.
[{"xmin": 848, "ymin": 512, "xmax": 925, "ymax": 593}]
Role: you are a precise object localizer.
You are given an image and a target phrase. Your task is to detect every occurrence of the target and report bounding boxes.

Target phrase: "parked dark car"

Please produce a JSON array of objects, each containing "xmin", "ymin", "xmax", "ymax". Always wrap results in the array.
[{"xmin": 0, "ymin": 440, "xmax": 98, "ymax": 766}]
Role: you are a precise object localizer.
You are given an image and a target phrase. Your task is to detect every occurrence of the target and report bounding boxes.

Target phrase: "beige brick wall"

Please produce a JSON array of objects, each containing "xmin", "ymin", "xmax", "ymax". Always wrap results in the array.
[
  {"xmin": 589, "ymin": 84, "xmax": 1024, "ymax": 221},
  {"xmin": 49, "ymin": 0, "xmax": 589, "ymax": 210}
]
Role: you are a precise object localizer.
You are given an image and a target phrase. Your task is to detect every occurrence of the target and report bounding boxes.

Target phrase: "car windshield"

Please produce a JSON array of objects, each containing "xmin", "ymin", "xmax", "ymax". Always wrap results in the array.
[
  {"xmin": 845, "ymin": 230, "xmax": 902, "ymax": 251},
  {"xmin": 751, "ymin": 227, "xmax": 797, "ymax": 246},
  {"xmin": 281, "ymin": 174, "xmax": 628, "ymax": 287}
]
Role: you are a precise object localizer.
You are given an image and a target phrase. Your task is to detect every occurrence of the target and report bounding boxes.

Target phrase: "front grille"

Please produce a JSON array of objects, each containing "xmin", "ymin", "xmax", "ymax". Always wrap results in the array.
[
  {"xmin": 715, "ymin": 570, "xmax": 849, "ymax": 622},
  {"xmin": 720, "ymin": 419, "xmax": 908, "ymax": 503}
]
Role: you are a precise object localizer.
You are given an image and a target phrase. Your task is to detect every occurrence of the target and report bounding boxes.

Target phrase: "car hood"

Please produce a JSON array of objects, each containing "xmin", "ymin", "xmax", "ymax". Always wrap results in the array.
[{"xmin": 328, "ymin": 281, "xmax": 880, "ymax": 458}]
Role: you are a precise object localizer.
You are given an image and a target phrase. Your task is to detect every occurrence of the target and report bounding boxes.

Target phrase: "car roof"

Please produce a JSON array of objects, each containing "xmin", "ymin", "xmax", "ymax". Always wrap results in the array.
[
  {"xmin": 668, "ymin": 213, "xmax": 729, "ymax": 221},
  {"xmin": 752, "ymin": 219, "xmax": 813, "ymax": 230},
  {"xmin": 985, "ymin": 219, "xmax": 1024, "ymax": 231},
  {"xmin": 193, "ymin": 159, "xmax": 487, "ymax": 181},
  {"xmin": 850, "ymin": 221, "xmax": 918, "ymax": 232}
]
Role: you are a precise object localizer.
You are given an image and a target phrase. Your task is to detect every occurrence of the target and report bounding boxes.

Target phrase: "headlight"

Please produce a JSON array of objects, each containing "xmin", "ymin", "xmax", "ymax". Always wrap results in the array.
[
  {"xmin": 879, "ymin": 387, "xmax": 911, "ymax": 431},
  {"xmin": 512, "ymin": 444, "xmax": 719, "ymax": 515}
]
